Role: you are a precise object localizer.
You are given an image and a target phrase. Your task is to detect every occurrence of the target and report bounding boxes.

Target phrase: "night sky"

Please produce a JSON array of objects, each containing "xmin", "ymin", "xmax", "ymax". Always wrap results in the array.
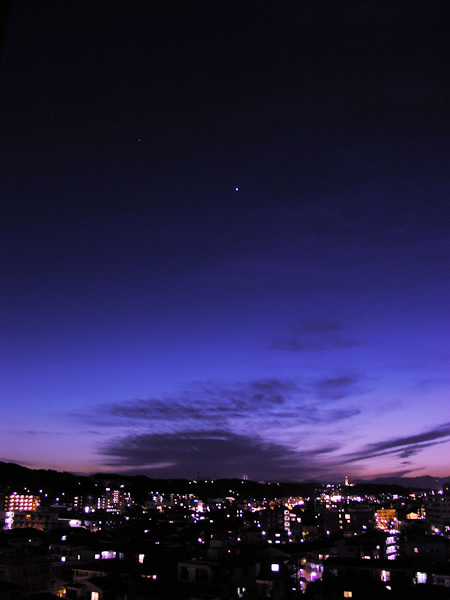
[{"xmin": 1, "ymin": 1, "xmax": 449, "ymax": 481}]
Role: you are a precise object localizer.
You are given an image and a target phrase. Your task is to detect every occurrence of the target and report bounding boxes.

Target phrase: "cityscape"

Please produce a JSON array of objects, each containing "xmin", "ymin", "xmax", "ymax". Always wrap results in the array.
[
  {"xmin": 2, "ymin": 1, "xmax": 450, "ymax": 599},
  {"xmin": 0, "ymin": 462, "xmax": 450, "ymax": 599}
]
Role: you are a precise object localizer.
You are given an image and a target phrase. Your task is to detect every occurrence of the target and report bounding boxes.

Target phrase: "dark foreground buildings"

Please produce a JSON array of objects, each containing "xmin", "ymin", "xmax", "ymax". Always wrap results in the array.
[{"xmin": 0, "ymin": 476, "xmax": 449, "ymax": 599}]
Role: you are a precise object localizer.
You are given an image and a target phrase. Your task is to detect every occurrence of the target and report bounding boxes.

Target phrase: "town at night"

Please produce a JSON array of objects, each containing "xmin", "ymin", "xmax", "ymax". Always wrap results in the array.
[
  {"xmin": 0, "ymin": 463, "xmax": 450, "ymax": 598},
  {"xmin": 1, "ymin": 0, "xmax": 449, "ymax": 597}
]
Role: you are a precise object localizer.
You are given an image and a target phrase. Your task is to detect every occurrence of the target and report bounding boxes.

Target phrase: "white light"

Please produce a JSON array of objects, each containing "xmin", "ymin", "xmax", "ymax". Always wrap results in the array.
[{"xmin": 416, "ymin": 572, "xmax": 427, "ymax": 584}]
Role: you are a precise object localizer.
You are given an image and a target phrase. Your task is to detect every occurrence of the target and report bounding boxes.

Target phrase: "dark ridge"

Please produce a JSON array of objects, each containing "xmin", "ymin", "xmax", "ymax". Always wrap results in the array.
[{"xmin": 1, "ymin": 462, "xmax": 448, "ymax": 500}]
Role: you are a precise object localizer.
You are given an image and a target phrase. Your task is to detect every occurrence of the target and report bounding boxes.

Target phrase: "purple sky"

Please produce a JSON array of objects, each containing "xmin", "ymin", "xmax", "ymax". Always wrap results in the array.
[{"xmin": 1, "ymin": 1, "xmax": 449, "ymax": 481}]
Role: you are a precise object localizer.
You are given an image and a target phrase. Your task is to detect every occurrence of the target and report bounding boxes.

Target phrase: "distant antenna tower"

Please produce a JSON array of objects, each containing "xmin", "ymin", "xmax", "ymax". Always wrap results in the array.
[
  {"xmin": 345, "ymin": 475, "xmax": 349, "ymax": 486},
  {"xmin": 243, "ymin": 474, "xmax": 248, "ymax": 481}
]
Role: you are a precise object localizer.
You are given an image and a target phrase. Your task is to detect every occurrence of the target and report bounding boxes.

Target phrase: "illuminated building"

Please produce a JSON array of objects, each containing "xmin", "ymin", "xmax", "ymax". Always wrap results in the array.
[
  {"xmin": 4, "ymin": 493, "xmax": 40, "ymax": 512},
  {"xmin": 324, "ymin": 557, "xmax": 415, "ymax": 589},
  {"xmin": 375, "ymin": 509, "xmax": 398, "ymax": 530},
  {"xmin": 11, "ymin": 509, "xmax": 59, "ymax": 531},
  {"xmin": 258, "ymin": 507, "xmax": 292, "ymax": 534},
  {"xmin": 335, "ymin": 531, "xmax": 398, "ymax": 560},
  {"xmin": 96, "ymin": 488, "xmax": 132, "ymax": 512},
  {"xmin": 406, "ymin": 508, "xmax": 425, "ymax": 520},
  {"xmin": 426, "ymin": 486, "xmax": 450, "ymax": 535},
  {"xmin": 320, "ymin": 504, "xmax": 373, "ymax": 533}
]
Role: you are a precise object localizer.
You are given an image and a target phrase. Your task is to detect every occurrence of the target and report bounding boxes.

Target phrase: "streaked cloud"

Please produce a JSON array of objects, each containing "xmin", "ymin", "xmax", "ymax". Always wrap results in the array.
[
  {"xmin": 311, "ymin": 375, "xmax": 366, "ymax": 401},
  {"xmin": 72, "ymin": 375, "xmax": 365, "ymax": 433},
  {"xmin": 365, "ymin": 422, "xmax": 450, "ymax": 454},
  {"xmin": 271, "ymin": 320, "xmax": 358, "ymax": 352},
  {"xmin": 342, "ymin": 422, "xmax": 450, "ymax": 464}
]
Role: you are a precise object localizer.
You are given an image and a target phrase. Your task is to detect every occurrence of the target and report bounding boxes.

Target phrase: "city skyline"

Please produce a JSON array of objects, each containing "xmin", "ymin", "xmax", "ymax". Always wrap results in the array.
[{"xmin": 1, "ymin": 2, "xmax": 449, "ymax": 480}]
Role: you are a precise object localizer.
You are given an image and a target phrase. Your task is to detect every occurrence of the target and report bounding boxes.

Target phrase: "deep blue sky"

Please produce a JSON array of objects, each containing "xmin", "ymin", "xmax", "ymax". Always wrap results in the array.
[{"xmin": 1, "ymin": 1, "xmax": 449, "ymax": 480}]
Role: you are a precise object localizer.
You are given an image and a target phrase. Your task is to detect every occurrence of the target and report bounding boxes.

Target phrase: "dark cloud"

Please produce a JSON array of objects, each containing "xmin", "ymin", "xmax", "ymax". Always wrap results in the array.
[
  {"xmin": 326, "ymin": 408, "xmax": 362, "ymax": 421},
  {"xmin": 367, "ymin": 423, "xmax": 450, "ymax": 453},
  {"xmin": 271, "ymin": 320, "xmax": 358, "ymax": 352},
  {"xmin": 398, "ymin": 448, "xmax": 420, "ymax": 459},
  {"xmin": 366, "ymin": 469, "xmax": 416, "ymax": 480},
  {"xmin": 196, "ymin": 378, "xmax": 295, "ymax": 406},
  {"xmin": 360, "ymin": 440, "xmax": 448, "ymax": 464},
  {"xmin": 101, "ymin": 378, "xmax": 298, "ymax": 425},
  {"xmin": 343, "ymin": 423, "xmax": 450, "ymax": 464},
  {"xmin": 80, "ymin": 375, "xmax": 363, "ymax": 434},
  {"xmin": 311, "ymin": 375, "xmax": 368, "ymax": 401},
  {"xmin": 272, "ymin": 337, "xmax": 356, "ymax": 352},
  {"xmin": 271, "ymin": 406, "xmax": 361, "ymax": 425},
  {"xmin": 69, "ymin": 375, "xmax": 363, "ymax": 478},
  {"xmin": 100, "ymin": 429, "xmax": 312, "ymax": 480},
  {"xmin": 9, "ymin": 430, "xmax": 67, "ymax": 437},
  {"xmin": 108, "ymin": 398, "xmax": 228, "ymax": 423},
  {"xmin": 313, "ymin": 446, "xmax": 339, "ymax": 455}
]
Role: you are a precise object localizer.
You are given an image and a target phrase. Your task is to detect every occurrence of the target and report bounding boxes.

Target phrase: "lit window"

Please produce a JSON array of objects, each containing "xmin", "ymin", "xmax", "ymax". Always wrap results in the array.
[
  {"xmin": 91, "ymin": 593, "xmax": 99, "ymax": 600},
  {"xmin": 343, "ymin": 593, "xmax": 352, "ymax": 598},
  {"xmin": 416, "ymin": 572, "xmax": 427, "ymax": 584},
  {"xmin": 271, "ymin": 564, "xmax": 280, "ymax": 572}
]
